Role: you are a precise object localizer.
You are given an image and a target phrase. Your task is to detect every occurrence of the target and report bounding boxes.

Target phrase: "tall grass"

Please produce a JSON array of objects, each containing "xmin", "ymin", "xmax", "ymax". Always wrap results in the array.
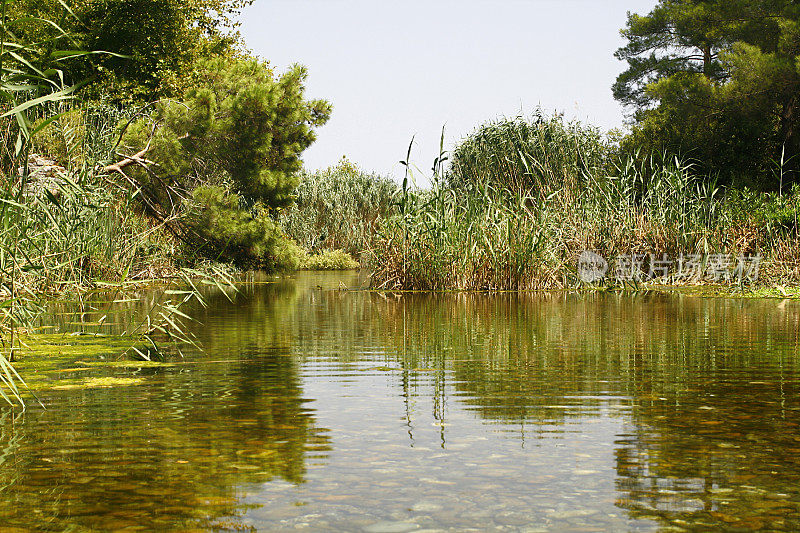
[
  {"xmin": 369, "ymin": 115, "xmax": 800, "ymax": 291},
  {"xmin": 281, "ymin": 158, "xmax": 397, "ymax": 260},
  {"xmin": 0, "ymin": 0, "xmax": 89, "ymax": 406},
  {"xmin": 448, "ymin": 111, "xmax": 611, "ymax": 194}
]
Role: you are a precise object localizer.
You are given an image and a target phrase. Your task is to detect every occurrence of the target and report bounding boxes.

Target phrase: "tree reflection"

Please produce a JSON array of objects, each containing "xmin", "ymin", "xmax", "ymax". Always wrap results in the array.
[{"xmin": 1, "ymin": 278, "xmax": 331, "ymax": 531}]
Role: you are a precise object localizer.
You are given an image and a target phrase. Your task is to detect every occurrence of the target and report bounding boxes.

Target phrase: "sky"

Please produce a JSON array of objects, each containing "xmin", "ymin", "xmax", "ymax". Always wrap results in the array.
[{"xmin": 239, "ymin": 0, "xmax": 659, "ymax": 181}]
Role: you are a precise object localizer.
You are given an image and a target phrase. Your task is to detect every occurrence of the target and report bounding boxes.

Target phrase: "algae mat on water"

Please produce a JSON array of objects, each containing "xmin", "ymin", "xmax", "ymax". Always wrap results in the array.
[
  {"xmin": 50, "ymin": 376, "xmax": 146, "ymax": 391},
  {"xmin": 10, "ymin": 334, "xmax": 178, "ymax": 394}
]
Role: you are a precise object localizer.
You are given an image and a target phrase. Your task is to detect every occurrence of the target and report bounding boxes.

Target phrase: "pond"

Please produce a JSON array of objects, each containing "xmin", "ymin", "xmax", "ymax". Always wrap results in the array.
[{"xmin": 3, "ymin": 271, "xmax": 800, "ymax": 531}]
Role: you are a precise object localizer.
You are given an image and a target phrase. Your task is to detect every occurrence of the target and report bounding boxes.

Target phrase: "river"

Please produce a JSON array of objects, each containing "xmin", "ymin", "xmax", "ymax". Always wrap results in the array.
[{"xmin": 2, "ymin": 271, "xmax": 800, "ymax": 531}]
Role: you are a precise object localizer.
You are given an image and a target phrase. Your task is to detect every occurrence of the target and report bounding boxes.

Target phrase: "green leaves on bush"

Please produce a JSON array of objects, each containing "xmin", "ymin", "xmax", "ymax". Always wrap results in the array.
[
  {"xmin": 298, "ymin": 249, "xmax": 359, "ymax": 271},
  {"xmin": 186, "ymin": 185, "xmax": 301, "ymax": 270},
  {"xmin": 119, "ymin": 57, "xmax": 331, "ymax": 269}
]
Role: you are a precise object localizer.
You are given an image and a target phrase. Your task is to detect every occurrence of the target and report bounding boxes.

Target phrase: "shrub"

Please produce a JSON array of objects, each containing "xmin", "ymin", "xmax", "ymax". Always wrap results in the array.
[
  {"xmin": 298, "ymin": 249, "xmax": 359, "ymax": 271},
  {"xmin": 281, "ymin": 158, "xmax": 397, "ymax": 258},
  {"xmin": 185, "ymin": 185, "xmax": 301, "ymax": 270},
  {"xmin": 115, "ymin": 57, "xmax": 330, "ymax": 269}
]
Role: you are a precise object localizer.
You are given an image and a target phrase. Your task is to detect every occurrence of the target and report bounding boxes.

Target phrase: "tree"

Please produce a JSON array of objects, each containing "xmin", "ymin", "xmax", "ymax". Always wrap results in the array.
[
  {"xmin": 113, "ymin": 57, "xmax": 332, "ymax": 268},
  {"xmin": 615, "ymin": 0, "xmax": 800, "ymax": 188},
  {"xmin": 9, "ymin": 0, "xmax": 253, "ymax": 102}
]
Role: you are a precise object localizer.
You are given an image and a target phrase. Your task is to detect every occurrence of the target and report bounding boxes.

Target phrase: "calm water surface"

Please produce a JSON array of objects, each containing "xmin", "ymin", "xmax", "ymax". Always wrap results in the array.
[{"xmin": 3, "ymin": 272, "xmax": 800, "ymax": 531}]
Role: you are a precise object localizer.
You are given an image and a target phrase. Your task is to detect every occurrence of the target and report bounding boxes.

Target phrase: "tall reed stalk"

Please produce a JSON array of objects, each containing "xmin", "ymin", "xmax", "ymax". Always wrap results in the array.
[
  {"xmin": 280, "ymin": 158, "xmax": 397, "ymax": 259},
  {"xmin": 0, "ymin": 0, "xmax": 86, "ymax": 406}
]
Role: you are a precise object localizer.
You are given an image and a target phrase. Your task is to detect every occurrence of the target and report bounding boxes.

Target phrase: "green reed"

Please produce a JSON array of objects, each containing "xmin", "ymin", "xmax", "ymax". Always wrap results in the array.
[
  {"xmin": 369, "ymin": 116, "xmax": 800, "ymax": 291},
  {"xmin": 448, "ymin": 112, "xmax": 611, "ymax": 194},
  {"xmin": 281, "ymin": 158, "xmax": 397, "ymax": 261}
]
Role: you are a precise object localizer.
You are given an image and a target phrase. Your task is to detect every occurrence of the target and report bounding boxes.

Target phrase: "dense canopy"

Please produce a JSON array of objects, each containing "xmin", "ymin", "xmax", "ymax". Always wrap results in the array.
[{"xmin": 615, "ymin": 0, "xmax": 800, "ymax": 187}]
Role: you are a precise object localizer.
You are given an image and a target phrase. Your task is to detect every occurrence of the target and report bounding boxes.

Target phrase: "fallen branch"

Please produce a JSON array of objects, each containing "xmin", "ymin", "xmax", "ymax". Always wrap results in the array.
[{"xmin": 103, "ymin": 147, "xmax": 153, "ymax": 174}]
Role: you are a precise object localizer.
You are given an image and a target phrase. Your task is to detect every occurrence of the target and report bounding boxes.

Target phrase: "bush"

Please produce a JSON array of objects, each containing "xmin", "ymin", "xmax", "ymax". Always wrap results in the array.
[
  {"xmin": 186, "ymin": 185, "xmax": 301, "ymax": 270},
  {"xmin": 281, "ymin": 158, "xmax": 397, "ymax": 258},
  {"xmin": 722, "ymin": 185, "xmax": 800, "ymax": 242},
  {"xmin": 298, "ymin": 249, "xmax": 359, "ymax": 271},
  {"xmin": 116, "ymin": 57, "xmax": 330, "ymax": 270}
]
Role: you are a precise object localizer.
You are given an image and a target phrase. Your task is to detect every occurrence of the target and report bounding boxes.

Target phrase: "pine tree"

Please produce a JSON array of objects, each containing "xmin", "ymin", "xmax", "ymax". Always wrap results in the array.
[{"xmin": 116, "ymin": 57, "xmax": 332, "ymax": 268}]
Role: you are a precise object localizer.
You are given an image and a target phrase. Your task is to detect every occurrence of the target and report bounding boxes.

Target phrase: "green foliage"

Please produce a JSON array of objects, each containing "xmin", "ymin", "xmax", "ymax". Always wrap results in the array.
[
  {"xmin": 371, "ymin": 182, "xmax": 548, "ymax": 291},
  {"xmin": 614, "ymin": 1, "xmax": 732, "ymax": 108},
  {"xmin": 370, "ymin": 135, "xmax": 799, "ymax": 291},
  {"xmin": 447, "ymin": 112, "xmax": 611, "ymax": 194},
  {"xmin": 281, "ymin": 158, "xmax": 397, "ymax": 258},
  {"xmin": 126, "ymin": 57, "xmax": 330, "ymax": 205},
  {"xmin": 298, "ymin": 249, "xmax": 359, "ymax": 271},
  {"xmin": 0, "ymin": 1, "xmax": 245, "ymax": 405},
  {"xmin": 31, "ymin": 104, "xmax": 136, "ymax": 169},
  {"xmin": 723, "ymin": 184, "xmax": 800, "ymax": 233},
  {"xmin": 615, "ymin": 0, "xmax": 800, "ymax": 187},
  {"xmin": 0, "ymin": 0, "xmax": 107, "ymax": 405},
  {"xmin": 119, "ymin": 57, "xmax": 330, "ymax": 268},
  {"xmin": 186, "ymin": 185, "xmax": 301, "ymax": 270},
  {"xmin": 0, "ymin": 0, "xmax": 93, "ymax": 178},
  {"xmin": 10, "ymin": 0, "xmax": 254, "ymax": 102}
]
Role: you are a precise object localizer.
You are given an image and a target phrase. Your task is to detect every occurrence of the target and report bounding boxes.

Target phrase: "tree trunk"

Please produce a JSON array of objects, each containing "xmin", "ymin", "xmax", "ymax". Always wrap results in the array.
[
  {"xmin": 779, "ymin": 93, "xmax": 799, "ymax": 187},
  {"xmin": 703, "ymin": 45, "xmax": 712, "ymax": 77}
]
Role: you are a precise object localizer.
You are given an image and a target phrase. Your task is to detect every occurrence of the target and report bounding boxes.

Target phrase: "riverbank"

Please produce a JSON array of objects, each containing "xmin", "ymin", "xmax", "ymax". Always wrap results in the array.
[{"xmin": 367, "ymin": 117, "xmax": 799, "ymax": 292}]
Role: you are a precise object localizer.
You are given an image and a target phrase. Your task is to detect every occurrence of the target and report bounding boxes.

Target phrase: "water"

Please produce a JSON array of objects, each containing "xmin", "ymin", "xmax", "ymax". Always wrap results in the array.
[{"xmin": 4, "ymin": 272, "xmax": 800, "ymax": 531}]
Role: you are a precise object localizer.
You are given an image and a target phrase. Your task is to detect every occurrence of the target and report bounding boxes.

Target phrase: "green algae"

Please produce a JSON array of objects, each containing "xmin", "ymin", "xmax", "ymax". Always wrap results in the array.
[
  {"xmin": 16, "ymin": 334, "xmax": 139, "ymax": 362},
  {"xmin": 50, "ymin": 376, "xmax": 146, "ymax": 391},
  {"xmin": 646, "ymin": 284, "xmax": 800, "ymax": 299},
  {"xmin": 76, "ymin": 360, "xmax": 179, "ymax": 368},
  {"xmin": 9, "ymin": 333, "xmax": 168, "ymax": 394},
  {"xmin": 580, "ymin": 283, "xmax": 800, "ymax": 300}
]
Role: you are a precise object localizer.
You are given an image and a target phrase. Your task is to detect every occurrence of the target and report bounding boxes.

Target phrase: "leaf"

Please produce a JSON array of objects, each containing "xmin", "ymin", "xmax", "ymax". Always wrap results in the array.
[{"xmin": 0, "ymin": 85, "xmax": 78, "ymax": 119}]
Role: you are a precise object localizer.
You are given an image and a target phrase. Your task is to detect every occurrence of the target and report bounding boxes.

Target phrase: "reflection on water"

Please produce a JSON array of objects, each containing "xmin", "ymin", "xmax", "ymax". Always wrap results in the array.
[{"xmin": 3, "ymin": 272, "xmax": 800, "ymax": 531}]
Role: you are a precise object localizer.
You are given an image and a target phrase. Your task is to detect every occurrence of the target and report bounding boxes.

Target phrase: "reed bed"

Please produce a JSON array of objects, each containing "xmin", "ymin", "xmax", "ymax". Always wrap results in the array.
[
  {"xmin": 281, "ymin": 159, "xmax": 397, "ymax": 261},
  {"xmin": 448, "ymin": 112, "xmax": 611, "ymax": 194},
  {"xmin": 0, "ymin": 104, "xmax": 232, "ymax": 406},
  {"xmin": 369, "ymin": 115, "xmax": 799, "ymax": 291}
]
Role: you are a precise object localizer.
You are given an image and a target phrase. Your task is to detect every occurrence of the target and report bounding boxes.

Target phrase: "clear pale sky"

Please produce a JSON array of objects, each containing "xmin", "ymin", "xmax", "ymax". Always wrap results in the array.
[{"xmin": 239, "ymin": 0, "xmax": 659, "ymax": 180}]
